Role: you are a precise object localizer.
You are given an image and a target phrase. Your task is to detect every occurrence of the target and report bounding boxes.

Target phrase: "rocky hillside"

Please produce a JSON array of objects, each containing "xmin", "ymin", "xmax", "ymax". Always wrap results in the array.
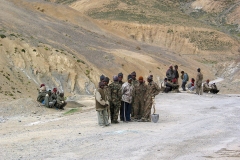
[{"xmin": 0, "ymin": 0, "xmax": 239, "ymax": 102}]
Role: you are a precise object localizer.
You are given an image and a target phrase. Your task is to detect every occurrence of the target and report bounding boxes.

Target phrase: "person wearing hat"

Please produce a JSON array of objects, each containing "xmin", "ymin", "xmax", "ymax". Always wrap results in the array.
[
  {"xmin": 133, "ymin": 76, "xmax": 147, "ymax": 121},
  {"xmin": 203, "ymin": 79, "xmax": 212, "ymax": 93},
  {"xmin": 166, "ymin": 66, "xmax": 175, "ymax": 82},
  {"xmin": 118, "ymin": 72, "xmax": 125, "ymax": 121},
  {"xmin": 141, "ymin": 75, "xmax": 160, "ymax": 122},
  {"xmin": 118, "ymin": 73, "xmax": 124, "ymax": 86},
  {"xmin": 122, "ymin": 74, "xmax": 134, "ymax": 122},
  {"xmin": 95, "ymin": 82, "xmax": 110, "ymax": 127},
  {"xmin": 48, "ymin": 88, "xmax": 58, "ymax": 108},
  {"xmin": 38, "ymin": 84, "xmax": 46, "ymax": 93},
  {"xmin": 196, "ymin": 68, "xmax": 203, "ymax": 95},
  {"xmin": 37, "ymin": 85, "xmax": 47, "ymax": 104},
  {"xmin": 109, "ymin": 75, "xmax": 122, "ymax": 123}
]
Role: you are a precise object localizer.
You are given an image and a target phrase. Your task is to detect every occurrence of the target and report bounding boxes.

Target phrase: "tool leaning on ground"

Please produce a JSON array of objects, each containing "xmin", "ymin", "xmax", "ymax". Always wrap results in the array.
[{"xmin": 151, "ymin": 97, "xmax": 159, "ymax": 123}]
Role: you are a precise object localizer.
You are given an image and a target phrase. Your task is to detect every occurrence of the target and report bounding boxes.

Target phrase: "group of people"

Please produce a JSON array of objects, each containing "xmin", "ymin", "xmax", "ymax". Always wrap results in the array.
[
  {"xmin": 95, "ymin": 66, "xmax": 221, "ymax": 127},
  {"xmin": 162, "ymin": 65, "xmax": 219, "ymax": 95},
  {"xmin": 37, "ymin": 84, "xmax": 67, "ymax": 109},
  {"xmin": 95, "ymin": 72, "xmax": 161, "ymax": 127}
]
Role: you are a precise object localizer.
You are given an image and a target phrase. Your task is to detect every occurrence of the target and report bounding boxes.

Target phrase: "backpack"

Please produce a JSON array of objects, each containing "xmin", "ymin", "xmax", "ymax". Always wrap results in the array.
[{"xmin": 186, "ymin": 73, "xmax": 189, "ymax": 81}]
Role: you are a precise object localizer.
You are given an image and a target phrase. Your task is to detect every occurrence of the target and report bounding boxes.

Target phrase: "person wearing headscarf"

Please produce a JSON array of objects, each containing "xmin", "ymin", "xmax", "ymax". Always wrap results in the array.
[
  {"xmin": 196, "ymin": 68, "xmax": 203, "ymax": 95},
  {"xmin": 133, "ymin": 76, "xmax": 147, "ymax": 120},
  {"xmin": 95, "ymin": 82, "xmax": 110, "ymax": 127},
  {"xmin": 141, "ymin": 75, "xmax": 160, "ymax": 122},
  {"xmin": 109, "ymin": 75, "xmax": 122, "ymax": 123},
  {"xmin": 122, "ymin": 74, "xmax": 134, "ymax": 122}
]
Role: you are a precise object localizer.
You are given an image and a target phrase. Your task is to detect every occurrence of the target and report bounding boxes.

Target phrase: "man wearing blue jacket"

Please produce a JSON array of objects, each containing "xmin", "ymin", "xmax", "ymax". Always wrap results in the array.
[{"xmin": 181, "ymin": 71, "xmax": 189, "ymax": 91}]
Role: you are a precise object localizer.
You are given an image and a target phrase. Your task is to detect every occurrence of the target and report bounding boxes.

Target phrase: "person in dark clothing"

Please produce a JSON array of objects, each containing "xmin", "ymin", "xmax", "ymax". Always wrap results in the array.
[
  {"xmin": 181, "ymin": 71, "xmax": 188, "ymax": 91},
  {"xmin": 210, "ymin": 83, "xmax": 219, "ymax": 94},
  {"xmin": 56, "ymin": 93, "xmax": 67, "ymax": 109},
  {"xmin": 166, "ymin": 66, "xmax": 175, "ymax": 81},
  {"xmin": 174, "ymin": 65, "xmax": 179, "ymax": 84},
  {"xmin": 118, "ymin": 72, "xmax": 125, "ymax": 121}
]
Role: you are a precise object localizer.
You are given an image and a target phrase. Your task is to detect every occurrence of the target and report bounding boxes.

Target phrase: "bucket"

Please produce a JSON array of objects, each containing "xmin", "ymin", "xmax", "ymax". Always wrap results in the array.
[{"xmin": 151, "ymin": 114, "xmax": 159, "ymax": 123}]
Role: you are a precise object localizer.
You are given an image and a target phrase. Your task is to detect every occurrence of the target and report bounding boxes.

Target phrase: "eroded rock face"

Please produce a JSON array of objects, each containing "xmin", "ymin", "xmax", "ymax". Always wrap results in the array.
[{"xmin": 0, "ymin": 0, "xmax": 239, "ymax": 101}]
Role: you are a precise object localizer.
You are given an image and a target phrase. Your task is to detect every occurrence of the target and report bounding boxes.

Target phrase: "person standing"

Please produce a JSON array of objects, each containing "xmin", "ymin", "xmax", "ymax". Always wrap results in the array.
[
  {"xmin": 95, "ymin": 82, "xmax": 110, "ymax": 127},
  {"xmin": 166, "ymin": 66, "xmax": 175, "ymax": 82},
  {"xmin": 141, "ymin": 76, "xmax": 161, "ymax": 122},
  {"xmin": 130, "ymin": 71, "xmax": 138, "ymax": 118},
  {"xmin": 133, "ymin": 76, "xmax": 147, "ymax": 121},
  {"xmin": 173, "ymin": 65, "xmax": 179, "ymax": 84},
  {"xmin": 181, "ymin": 71, "xmax": 189, "ymax": 91},
  {"xmin": 118, "ymin": 72, "xmax": 124, "ymax": 121},
  {"xmin": 122, "ymin": 74, "xmax": 134, "ymax": 122},
  {"xmin": 103, "ymin": 77, "xmax": 111, "ymax": 119},
  {"xmin": 196, "ymin": 68, "xmax": 203, "ymax": 95},
  {"xmin": 109, "ymin": 76, "xmax": 122, "ymax": 123}
]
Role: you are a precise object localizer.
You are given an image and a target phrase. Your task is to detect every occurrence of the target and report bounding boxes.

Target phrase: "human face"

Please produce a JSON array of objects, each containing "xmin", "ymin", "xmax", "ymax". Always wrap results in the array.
[
  {"xmin": 139, "ymin": 79, "xmax": 143, "ymax": 83},
  {"xmin": 128, "ymin": 79, "xmax": 132, "ymax": 83},
  {"xmin": 118, "ymin": 76, "xmax": 123, "ymax": 82},
  {"xmin": 132, "ymin": 75, "xmax": 136, "ymax": 80}
]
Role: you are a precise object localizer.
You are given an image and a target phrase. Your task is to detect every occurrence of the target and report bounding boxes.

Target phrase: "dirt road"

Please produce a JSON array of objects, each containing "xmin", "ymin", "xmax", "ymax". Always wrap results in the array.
[{"xmin": 1, "ymin": 93, "xmax": 240, "ymax": 159}]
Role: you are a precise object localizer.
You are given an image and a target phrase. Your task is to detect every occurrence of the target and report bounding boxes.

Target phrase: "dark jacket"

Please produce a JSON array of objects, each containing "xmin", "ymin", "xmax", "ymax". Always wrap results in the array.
[
  {"xmin": 174, "ymin": 70, "xmax": 179, "ymax": 79},
  {"xmin": 166, "ymin": 69, "xmax": 175, "ymax": 81}
]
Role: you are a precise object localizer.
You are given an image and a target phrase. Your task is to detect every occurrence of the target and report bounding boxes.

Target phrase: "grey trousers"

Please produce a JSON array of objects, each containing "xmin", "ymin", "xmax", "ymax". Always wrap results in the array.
[{"xmin": 97, "ymin": 108, "xmax": 109, "ymax": 126}]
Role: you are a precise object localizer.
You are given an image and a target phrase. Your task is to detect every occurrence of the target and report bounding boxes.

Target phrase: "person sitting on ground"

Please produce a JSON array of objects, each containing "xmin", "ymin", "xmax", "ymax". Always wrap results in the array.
[
  {"xmin": 49, "ymin": 88, "xmax": 58, "ymax": 108},
  {"xmin": 187, "ymin": 78, "xmax": 195, "ymax": 91},
  {"xmin": 203, "ymin": 79, "xmax": 212, "ymax": 93},
  {"xmin": 181, "ymin": 71, "xmax": 189, "ymax": 91},
  {"xmin": 210, "ymin": 83, "xmax": 219, "ymax": 94},
  {"xmin": 38, "ymin": 84, "xmax": 45, "ymax": 93},
  {"xmin": 95, "ymin": 82, "xmax": 110, "ymax": 127},
  {"xmin": 37, "ymin": 85, "xmax": 48, "ymax": 104},
  {"xmin": 168, "ymin": 79, "xmax": 180, "ymax": 93},
  {"xmin": 56, "ymin": 93, "xmax": 67, "ymax": 110},
  {"xmin": 161, "ymin": 78, "xmax": 172, "ymax": 93}
]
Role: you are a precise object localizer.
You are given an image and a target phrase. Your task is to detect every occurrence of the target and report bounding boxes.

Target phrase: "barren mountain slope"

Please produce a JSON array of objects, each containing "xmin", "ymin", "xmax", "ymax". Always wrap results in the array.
[
  {"xmin": 70, "ymin": 0, "xmax": 240, "ymax": 92},
  {"xmin": 0, "ymin": 0, "xmax": 240, "ymax": 102},
  {"xmin": 0, "ymin": 0, "xmax": 218, "ymax": 101}
]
